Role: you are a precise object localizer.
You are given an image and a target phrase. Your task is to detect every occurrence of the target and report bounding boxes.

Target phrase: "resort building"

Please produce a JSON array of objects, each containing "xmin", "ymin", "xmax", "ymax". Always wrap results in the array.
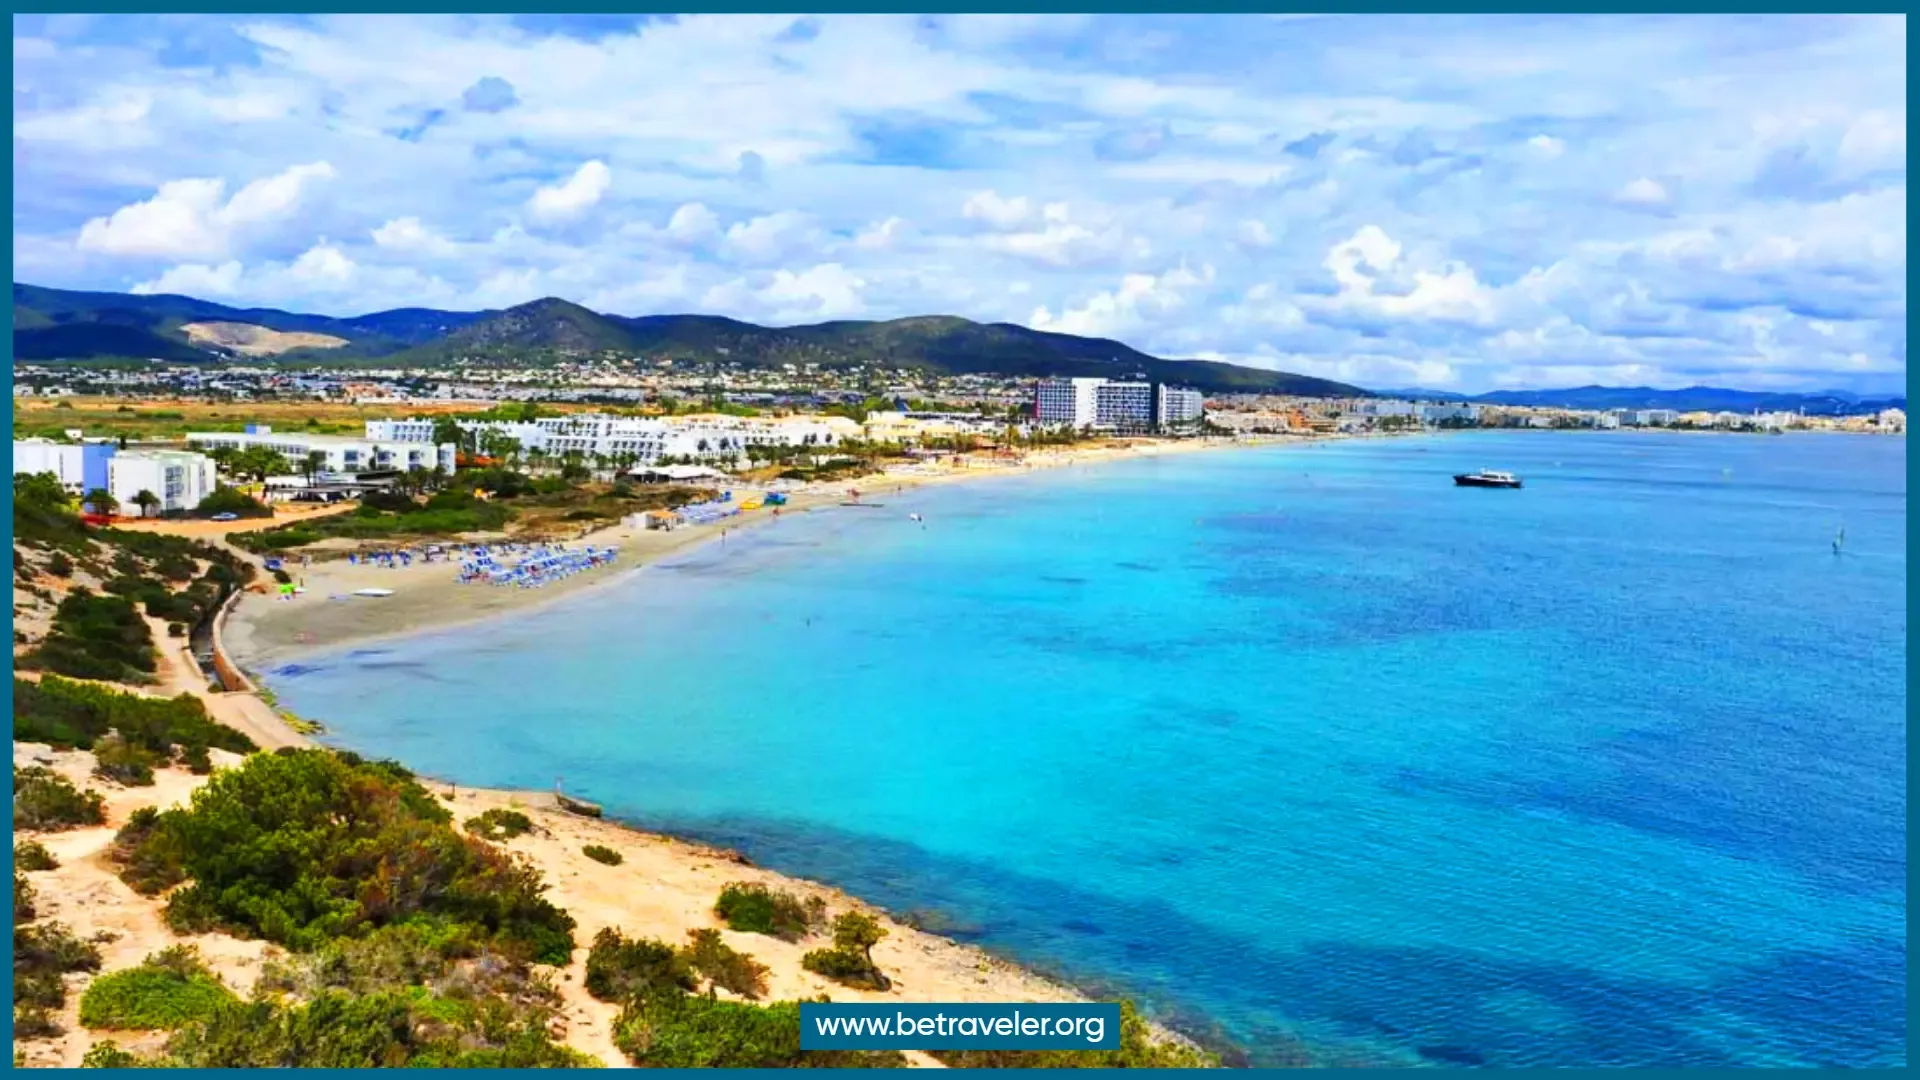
[
  {"xmin": 451, "ymin": 412, "xmax": 859, "ymax": 465},
  {"xmin": 187, "ymin": 427, "xmax": 457, "ymax": 474},
  {"xmin": 363, "ymin": 418, "xmax": 439, "ymax": 443},
  {"xmin": 11, "ymin": 438, "xmax": 116, "ymax": 494},
  {"xmin": 107, "ymin": 450, "xmax": 217, "ymax": 514},
  {"xmin": 1094, "ymin": 381, "xmax": 1156, "ymax": 432},
  {"xmin": 1157, "ymin": 387, "xmax": 1207, "ymax": 428},
  {"xmin": 1034, "ymin": 377, "xmax": 1104, "ymax": 427},
  {"xmin": 1035, "ymin": 377, "xmax": 1207, "ymax": 433}
]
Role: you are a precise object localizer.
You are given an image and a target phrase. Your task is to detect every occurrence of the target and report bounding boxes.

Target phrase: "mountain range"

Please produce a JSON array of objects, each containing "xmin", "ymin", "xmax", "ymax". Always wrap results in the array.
[
  {"xmin": 1371, "ymin": 385, "xmax": 1906, "ymax": 417},
  {"xmin": 10, "ymin": 282, "xmax": 1362, "ymax": 397}
]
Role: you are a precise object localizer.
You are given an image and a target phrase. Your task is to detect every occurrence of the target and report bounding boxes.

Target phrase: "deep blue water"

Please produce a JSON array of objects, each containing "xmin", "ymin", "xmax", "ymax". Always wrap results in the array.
[{"xmin": 267, "ymin": 432, "xmax": 1907, "ymax": 1067}]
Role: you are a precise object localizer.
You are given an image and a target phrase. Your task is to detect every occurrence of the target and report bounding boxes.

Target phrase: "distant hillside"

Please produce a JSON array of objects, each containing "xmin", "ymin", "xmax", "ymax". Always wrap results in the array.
[
  {"xmin": 1369, "ymin": 384, "xmax": 1903, "ymax": 417},
  {"xmin": 15, "ymin": 283, "xmax": 1364, "ymax": 396}
]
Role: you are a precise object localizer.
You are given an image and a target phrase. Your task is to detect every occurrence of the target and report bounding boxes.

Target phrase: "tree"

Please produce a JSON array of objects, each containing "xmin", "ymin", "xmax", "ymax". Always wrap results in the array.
[
  {"xmin": 132, "ymin": 489, "xmax": 161, "ymax": 519},
  {"xmin": 302, "ymin": 451, "xmax": 327, "ymax": 480},
  {"xmin": 83, "ymin": 487, "xmax": 119, "ymax": 517},
  {"xmin": 14, "ymin": 471, "xmax": 71, "ymax": 514}
]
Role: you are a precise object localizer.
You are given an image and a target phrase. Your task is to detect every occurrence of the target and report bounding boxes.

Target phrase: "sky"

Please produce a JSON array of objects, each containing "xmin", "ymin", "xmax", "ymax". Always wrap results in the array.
[{"xmin": 11, "ymin": 13, "xmax": 1908, "ymax": 394}]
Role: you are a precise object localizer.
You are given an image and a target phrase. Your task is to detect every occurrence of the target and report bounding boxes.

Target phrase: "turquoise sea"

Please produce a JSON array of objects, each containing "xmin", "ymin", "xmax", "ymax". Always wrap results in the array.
[{"xmin": 267, "ymin": 432, "xmax": 1907, "ymax": 1068}]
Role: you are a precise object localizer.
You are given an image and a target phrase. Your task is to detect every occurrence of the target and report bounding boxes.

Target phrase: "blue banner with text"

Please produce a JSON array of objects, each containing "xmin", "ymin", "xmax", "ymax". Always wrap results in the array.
[{"xmin": 799, "ymin": 1002, "xmax": 1123, "ymax": 1051}]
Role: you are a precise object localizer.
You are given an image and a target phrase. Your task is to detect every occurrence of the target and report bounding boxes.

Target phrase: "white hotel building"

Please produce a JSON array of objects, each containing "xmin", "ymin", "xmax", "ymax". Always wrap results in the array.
[
  {"xmin": 454, "ymin": 413, "xmax": 861, "ymax": 465},
  {"xmin": 187, "ymin": 426, "xmax": 457, "ymax": 474},
  {"xmin": 1034, "ymin": 377, "xmax": 1206, "ymax": 433}
]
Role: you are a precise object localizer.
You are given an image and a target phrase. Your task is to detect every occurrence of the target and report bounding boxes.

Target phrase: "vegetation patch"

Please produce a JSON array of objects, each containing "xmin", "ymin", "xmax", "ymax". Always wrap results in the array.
[
  {"xmin": 20, "ymin": 588, "xmax": 155, "ymax": 683},
  {"xmin": 14, "ymin": 766, "xmax": 108, "ymax": 831},
  {"xmin": 582, "ymin": 843, "xmax": 623, "ymax": 866},
  {"xmin": 713, "ymin": 881, "xmax": 826, "ymax": 941},
  {"xmin": 800, "ymin": 911, "xmax": 891, "ymax": 991},
  {"xmin": 79, "ymin": 946, "xmax": 237, "ymax": 1031},
  {"xmin": 464, "ymin": 807, "xmax": 534, "ymax": 842},
  {"xmin": 14, "ymin": 674, "xmax": 253, "ymax": 759},
  {"xmin": 14, "ymin": 840, "xmax": 59, "ymax": 871},
  {"xmin": 109, "ymin": 749, "xmax": 576, "ymax": 963},
  {"xmin": 79, "ymin": 923, "xmax": 597, "ymax": 1067},
  {"xmin": 613, "ymin": 989, "xmax": 906, "ymax": 1069},
  {"xmin": 683, "ymin": 928, "xmax": 769, "ymax": 1000},
  {"xmin": 584, "ymin": 928, "xmax": 695, "ymax": 1003},
  {"xmin": 14, "ymin": 921, "xmax": 104, "ymax": 1039}
]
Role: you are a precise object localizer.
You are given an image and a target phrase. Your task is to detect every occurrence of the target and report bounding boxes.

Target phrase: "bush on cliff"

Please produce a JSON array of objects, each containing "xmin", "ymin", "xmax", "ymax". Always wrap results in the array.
[
  {"xmin": 799, "ymin": 911, "xmax": 891, "ymax": 991},
  {"xmin": 84, "ymin": 924, "xmax": 599, "ymax": 1068},
  {"xmin": 79, "ymin": 946, "xmax": 237, "ymax": 1031},
  {"xmin": 109, "ymin": 749, "xmax": 576, "ymax": 964},
  {"xmin": 13, "ymin": 674, "xmax": 254, "ymax": 757},
  {"xmin": 713, "ymin": 881, "xmax": 825, "ymax": 941},
  {"xmin": 612, "ymin": 989, "xmax": 905, "ymax": 1069},
  {"xmin": 13, "ymin": 766, "xmax": 107, "ymax": 831}
]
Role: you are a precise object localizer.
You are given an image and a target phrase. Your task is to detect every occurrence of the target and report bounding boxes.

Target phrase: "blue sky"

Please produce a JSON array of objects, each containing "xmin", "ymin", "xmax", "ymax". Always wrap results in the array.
[{"xmin": 11, "ymin": 13, "xmax": 1906, "ymax": 393}]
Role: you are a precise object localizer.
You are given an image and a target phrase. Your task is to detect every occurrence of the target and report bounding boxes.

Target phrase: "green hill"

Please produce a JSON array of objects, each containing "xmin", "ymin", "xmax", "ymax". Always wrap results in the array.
[{"xmin": 13, "ymin": 283, "xmax": 1364, "ymax": 396}]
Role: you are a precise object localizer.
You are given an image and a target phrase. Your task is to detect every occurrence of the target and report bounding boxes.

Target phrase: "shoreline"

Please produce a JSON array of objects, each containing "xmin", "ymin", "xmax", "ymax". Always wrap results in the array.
[{"xmin": 223, "ymin": 434, "xmax": 1319, "ymax": 672}]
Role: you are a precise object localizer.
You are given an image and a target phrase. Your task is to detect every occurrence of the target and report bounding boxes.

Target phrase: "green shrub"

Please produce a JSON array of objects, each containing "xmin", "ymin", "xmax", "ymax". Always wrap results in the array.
[
  {"xmin": 14, "ymin": 675, "xmax": 253, "ymax": 756},
  {"xmin": 21, "ymin": 588, "xmax": 155, "ymax": 682},
  {"xmin": 682, "ymin": 928, "xmax": 768, "ymax": 1000},
  {"xmin": 193, "ymin": 487, "xmax": 271, "ymax": 519},
  {"xmin": 584, "ymin": 928, "xmax": 694, "ymax": 1003},
  {"xmin": 800, "ymin": 911, "xmax": 891, "ymax": 991},
  {"xmin": 14, "ymin": 840, "xmax": 58, "ymax": 871},
  {"xmin": 14, "ymin": 871, "xmax": 36, "ymax": 924},
  {"xmin": 109, "ymin": 750, "xmax": 576, "ymax": 964},
  {"xmin": 179, "ymin": 743, "xmax": 213, "ymax": 775},
  {"xmin": 14, "ymin": 1005, "xmax": 62, "ymax": 1038},
  {"xmin": 13, "ymin": 920, "xmax": 102, "ymax": 1024},
  {"xmin": 929, "ymin": 1001, "xmax": 1219, "ymax": 1068},
  {"xmin": 14, "ymin": 766, "xmax": 107, "ymax": 830},
  {"xmin": 613, "ymin": 989, "xmax": 905, "ymax": 1068},
  {"xmin": 92, "ymin": 734, "xmax": 158, "ymax": 787},
  {"xmin": 582, "ymin": 844, "xmax": 623, "ymax": 866},
  {"xmin": 713, "ymin": 881, "xmax": 825, "ymax": 941},
  {"xmin": 79, "ymin": 946, "xmax": 237, "ymax": 1030},
  {"xmin": 44, "ymin": 552, "xmax": 74, "ymax": 578},
  {"xmin": 81, "ymin": 1042, "xmax": 143, "ymax": 1068},
  {"xmin": 464, "ymin": 807, "xmax": 534, "ymax": 841},
  {"xmin": 135, "ymin": 921, "xmax": 599, "ymax": 1068}
]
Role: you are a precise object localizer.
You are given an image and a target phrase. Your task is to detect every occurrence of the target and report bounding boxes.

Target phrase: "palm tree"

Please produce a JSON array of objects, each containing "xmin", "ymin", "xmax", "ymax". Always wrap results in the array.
[
  {"xmin": 132, "ymin": 489, "xmax": 161, "ymax": 519},
  {"xmin": 82, "ymin": 487, "xmax": 118, "ymax": 517}
]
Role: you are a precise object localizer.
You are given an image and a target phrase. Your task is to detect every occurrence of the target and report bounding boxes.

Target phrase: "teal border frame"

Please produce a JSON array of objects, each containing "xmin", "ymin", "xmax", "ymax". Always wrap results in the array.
[{"xmin": 6, "ymin": 5, "xmax": 1911, "ymax": 1075}]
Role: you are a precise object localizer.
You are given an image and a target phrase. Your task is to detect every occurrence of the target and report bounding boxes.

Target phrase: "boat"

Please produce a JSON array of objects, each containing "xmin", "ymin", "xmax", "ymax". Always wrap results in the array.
[
  {"xmin": 352, "ymin": 587, "xmax": 396, "ymax": 597},
  {"xmin": 1453, "ymin": 470, "xmax": 1523, "ymax": 489}
]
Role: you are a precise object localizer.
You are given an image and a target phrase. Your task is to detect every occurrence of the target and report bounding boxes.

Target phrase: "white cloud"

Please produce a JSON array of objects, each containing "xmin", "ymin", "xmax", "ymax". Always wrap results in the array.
[
  {"xmin": 1029, "ymin": 262, "xmax": 1213, "ymax": 337},
  {"xmin": 759, "ymin": 263, "xmax": 867, "ymax": 318},
  {"xmin": 76, "ymin": 161, "xmax": 335, "ymax": 259},
  {"xmin": 284, "ymin": 240, "xmax": 356, "ymax": 290},
  {"xmin": 1307, "ymin": 225, "xmax": 1498, "ymax": 324},
  {"xmin": 370, "ymin": 216, "xmax": 457, "ymax": 257},
  {"xmin": 665, "ymin": 202, "xmax": 720, "ymax": 244},
  {"xmin": 962, "ymin": 190, "xmax": 1038, "ymax": 230},
  {"xmin": 1236, "ymin": 219, "xmax": 1275, "ymax": 247},
  {"xmin": 1616, "ymin": 177, "xmax": 1671, "ymax": 207},
  {"xmin": 1528, "ymin": 134, "xmax": 1565, "ymax": 156},
  {"xmin": 527, "ymin": 160, "xmax": 612, "ymax": 221},
  {"xmin": 132, "ymin": 260, "xmax": 245, "ymax": 297},
  {"xmin": 854, "ymin": 216, "xmax": 908, "ymax": 250},
  {"xmin": 722, "ymin": 211, "xmax": 819, "ymax": 263}
]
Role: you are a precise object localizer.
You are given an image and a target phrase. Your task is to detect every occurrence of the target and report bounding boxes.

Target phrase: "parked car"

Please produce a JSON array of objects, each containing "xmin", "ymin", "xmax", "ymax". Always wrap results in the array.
[{"xmin": 211, "ymin": 512, "xmax": 239, "ymax": 521}]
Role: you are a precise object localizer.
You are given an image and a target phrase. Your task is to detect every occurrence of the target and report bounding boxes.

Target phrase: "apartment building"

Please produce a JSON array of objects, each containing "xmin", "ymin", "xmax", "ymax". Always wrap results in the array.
[
  {"xmin": 108, "ymin": 450, "xmax": 217, "ymax": 514},
  {"xmin": 11, "ymin": 438, "xmax": 115, "ymax": 494},
  {"xmin": 1034, "ymin": 377, "xmax": 1105, "ymax": 427}
]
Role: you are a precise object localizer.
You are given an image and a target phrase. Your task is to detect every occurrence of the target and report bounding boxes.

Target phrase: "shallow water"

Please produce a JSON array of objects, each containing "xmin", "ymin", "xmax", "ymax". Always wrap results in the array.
[{"xmin": 268, "ymin": 432, "xmax": 1907, "ymax": 1067}]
